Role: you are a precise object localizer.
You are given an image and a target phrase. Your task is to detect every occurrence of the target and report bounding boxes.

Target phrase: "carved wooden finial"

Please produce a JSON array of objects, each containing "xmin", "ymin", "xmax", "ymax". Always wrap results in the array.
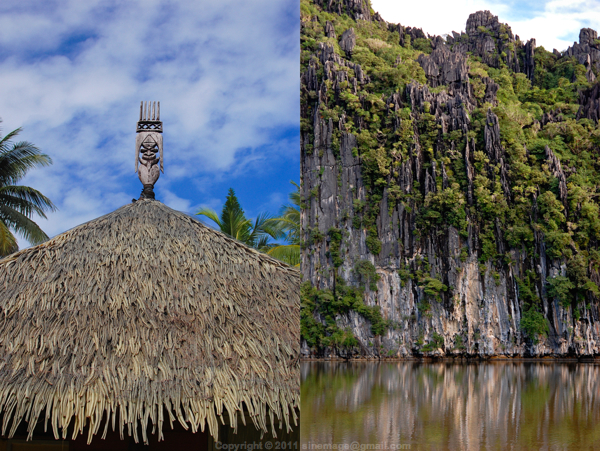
[{"xmin": 135, "ymin": 101, "xmax": 163, "ymax": 200}]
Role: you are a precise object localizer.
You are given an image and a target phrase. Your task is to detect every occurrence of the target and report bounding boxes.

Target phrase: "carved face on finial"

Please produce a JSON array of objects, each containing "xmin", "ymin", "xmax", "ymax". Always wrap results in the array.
[
  {"xmin": 140, "ymin": 136, "xmax": 160, "ymax": 164},
  {"xmin": 135, "ymin": 101, "xmax": 163, "ymax": 200}
]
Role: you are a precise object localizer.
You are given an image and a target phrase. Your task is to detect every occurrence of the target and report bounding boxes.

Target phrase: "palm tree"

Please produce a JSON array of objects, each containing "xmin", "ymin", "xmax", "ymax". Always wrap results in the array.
[
  {"xmin": 266, "ymin": 181, "xmax": 300, "ymax": 266},
  {"xmin": 196, "ymin": 188, "xmax": 281, "ymax": 250},
  {"xmin": 0, "ymin": 125, "xmax": 56, "ymax": 256}
]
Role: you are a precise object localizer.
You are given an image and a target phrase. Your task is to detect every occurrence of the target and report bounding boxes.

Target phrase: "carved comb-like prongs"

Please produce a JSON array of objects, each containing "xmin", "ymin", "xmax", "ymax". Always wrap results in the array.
[
  {"xmin": 136, "ymin": 101, "xmax": 163, "ymax": 132},
  {"xmin": 139, "ymin": 101, "xmax": 160, "ymax": 121}
]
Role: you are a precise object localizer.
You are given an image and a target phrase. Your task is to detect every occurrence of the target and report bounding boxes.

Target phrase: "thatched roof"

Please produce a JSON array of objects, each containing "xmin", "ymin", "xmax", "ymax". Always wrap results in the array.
[{"xmin": 0, "ymin": 199, "xmax": 300, "ymax": 444}]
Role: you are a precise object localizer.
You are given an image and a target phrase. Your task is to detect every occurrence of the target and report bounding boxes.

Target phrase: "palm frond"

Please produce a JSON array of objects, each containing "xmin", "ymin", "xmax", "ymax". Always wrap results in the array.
[
  {"xmin": 196, "ymin": 204, "xmax": 254, "ymax": 245},
  {"xmin": 228, "ymin": 212, "xmax": 253, "ymax": 243},
  {"xmin": 0, "ymin": 219, "xmax": 18, "ymax": 257},
  {"xmin": 267, "ymin": 244, "xmax": 300, "ymax": 267},
  {"xmin": 287, "ymin": 180, "xmax": 301, "ymax": 206},
  {"xmin": 0, "ymin": 125, "xmax": 55, "ymax": 249},
  {"xmin": 0, "ymin": 127, "xmax": 23, "ymax": 148},
  {"xmin": 252, "ymin": 211, "xmax": 284, "ymax": 240},
  {"xmin": 0, "ymin": 140, "xmax": 52, "ymax": 186},
  {"xmin": 196, "ymin": 186, "xmax": 297, "ymax": 258},
  {"xmin": 254, "ymin": 235, "xmax": 275, "ymax": 253},
  {"xmin": 268, "ymin": 180, "xmax": 301, "ymax": 245},
  {"xmin": 195, "ymin": 207, "xmax": 222, "ymax": 228},
  {"xmin": 0, "ymin": 204, "xmax": 49, "ymax": 245},
  {"xmin": 0, "ymin": 186, "xmax": 57, "ymax": 218}
]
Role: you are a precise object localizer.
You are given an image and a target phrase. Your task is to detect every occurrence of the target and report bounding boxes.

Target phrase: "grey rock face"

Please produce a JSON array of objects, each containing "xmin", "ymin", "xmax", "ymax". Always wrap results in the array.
[
  {"xmin": 339, "ymin": 28, "xmax": 357, "ymax": 57},
  {"xmin": 564, "ymin": 27, "xmax": 600, "ymax": 76},
  {"xmin": 577, "ymin": 83, "xmax": 600, "ymax": 123},
  {"xmin": 545, "ymin": 146, "xmax": 568, "ymax": 208},
  {"xmin": 314, "ymin": 0, "xmax": 371, "ymax": 21},
  {"xmin": 417, "ymin": 45, "xmax": 469, "ymax": 88},
  {"xmin": 540, "ymin": 108, "xmax": 564, "ymax": 127},
  {"xmin": 580, "ymin": 28, "xmax": 598, "ymax": 46},
  {"xmin": 524, "ymin": 39, "xmax": 535, "ymax": 81},
  {"xmin": 483, "ymin": 109, "xmax": 511, "ymax": 198},
  {"xmin": 406, "ymin": 26, "xmax": 426, "ymax": 42},
  {"xmin": 447, "ymin": 10, "xmax": 534, "ymax": 76},
  {"xmin": 465, "ymin": 10, "xmax": 498, "ymax": 36},
  {"xmin": 324, "ymin": 21, "xmax": 336, "ymax": 39},
  {"xmin": 482, "ymin": 77, "xmax": 499, "ymax": 105},
  {"xmin": 587, "ymin": 61, "xmax": 597, "ymax": 83}
]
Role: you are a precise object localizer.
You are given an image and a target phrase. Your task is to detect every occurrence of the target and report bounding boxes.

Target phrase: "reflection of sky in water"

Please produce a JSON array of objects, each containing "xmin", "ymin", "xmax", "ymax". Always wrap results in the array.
[{"xmin": 301, "ymin": 362, "xmax": 600, "ymax": 451}]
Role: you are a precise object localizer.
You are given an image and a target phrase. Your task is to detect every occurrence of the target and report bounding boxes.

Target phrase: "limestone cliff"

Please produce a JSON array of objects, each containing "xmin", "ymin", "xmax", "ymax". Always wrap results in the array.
[{"xmin": 300, "ymin": 0, "xmax": 600, "ymax": 357}]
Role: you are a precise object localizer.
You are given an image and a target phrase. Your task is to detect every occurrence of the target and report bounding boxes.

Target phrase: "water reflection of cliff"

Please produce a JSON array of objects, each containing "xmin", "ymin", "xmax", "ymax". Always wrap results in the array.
[{"xmin": 301, "ymin": 362, "xmax": 600, "ymax": 450}]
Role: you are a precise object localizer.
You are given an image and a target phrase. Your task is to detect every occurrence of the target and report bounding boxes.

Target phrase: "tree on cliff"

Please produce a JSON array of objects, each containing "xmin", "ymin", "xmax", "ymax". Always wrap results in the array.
[{"xmin": 0, "ymin": 124, "xmax": 56, "ymax": 256}]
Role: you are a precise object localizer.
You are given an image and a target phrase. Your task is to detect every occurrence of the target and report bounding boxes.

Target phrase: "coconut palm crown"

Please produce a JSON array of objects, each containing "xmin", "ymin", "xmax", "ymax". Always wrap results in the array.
[
  {"xmin": 196, "ymin": 188, "xmax": 280, "ymax": 251},
  {"xmin": 0, "ymin": 124, "xmax": 56, "ymax": 256}
]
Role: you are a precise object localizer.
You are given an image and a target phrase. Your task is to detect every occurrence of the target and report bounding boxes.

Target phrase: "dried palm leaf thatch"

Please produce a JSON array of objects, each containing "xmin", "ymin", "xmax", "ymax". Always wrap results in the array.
[{"xmin": 0, "ymin": 199, "xmax": 300, "ymax": 445}]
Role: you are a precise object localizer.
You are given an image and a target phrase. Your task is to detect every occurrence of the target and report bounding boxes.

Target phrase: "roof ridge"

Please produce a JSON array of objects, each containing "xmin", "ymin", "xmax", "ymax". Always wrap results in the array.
[{"xmin": 0, "ymin": 199, "xmax": 300, "ymax": 274}]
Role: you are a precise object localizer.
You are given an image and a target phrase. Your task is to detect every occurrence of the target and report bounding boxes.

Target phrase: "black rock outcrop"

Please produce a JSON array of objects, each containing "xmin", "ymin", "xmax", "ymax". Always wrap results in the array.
[
  {"xmin": 324, "ymin": 21, "xmax": 336, "ymax": 38},
  {"xmin": 524, "ymin": 39, "xmax": 535, "ymax": 81},
  {"xmin": 339, "ymin": 28, "xmax": 356, "ymax": 57},
  {"xmin": 417, "ymin": 45, "xmax": 469, "ymax": 88},
  {"xmin": 545, "ymin": 145, "xmax": 568, "ymax": 208},
  {"xmin": 577, "ymin": 82, "xmax": 600, "ymax": 122},
  {"xmin": 314, "ymin": 0, "xmax": 372, "ymax": 21},
  {"xmin": 565, "ymin": 28, "xmax": 600, "ymax": 70},
  {"xmin": 445, "ymin": 10, "xmax": 542, "ymax": 78}
]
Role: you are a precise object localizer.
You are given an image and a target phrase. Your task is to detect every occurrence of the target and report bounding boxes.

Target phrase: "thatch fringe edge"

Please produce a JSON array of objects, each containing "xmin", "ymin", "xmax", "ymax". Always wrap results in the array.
[{"xmin": 0, "ymin": 385, "xmax": 299, "ymax": 444}]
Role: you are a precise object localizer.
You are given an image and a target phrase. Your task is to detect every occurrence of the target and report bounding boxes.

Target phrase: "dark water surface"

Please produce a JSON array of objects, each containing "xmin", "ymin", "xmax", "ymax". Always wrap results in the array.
[{"xmin": 301, "ymin": 361, "xmax": 600, "ymax": 451}]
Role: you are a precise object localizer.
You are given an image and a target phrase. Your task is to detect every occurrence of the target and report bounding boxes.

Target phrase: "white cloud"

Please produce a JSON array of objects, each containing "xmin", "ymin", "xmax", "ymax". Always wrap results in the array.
[
  {"xmin": 159, "ymin": 189, "xmax": 193, "ymax": 213},
  {"xmin": 370, "ymin": 0, "xmax": 599, "ymax": 51},
  {"xmin": 509, "ymin": 0, "xmax": 600, "ymax": 51},
  {"xmin": 370, "ymin": 0, "xmax": 509, "ymax": 37}
]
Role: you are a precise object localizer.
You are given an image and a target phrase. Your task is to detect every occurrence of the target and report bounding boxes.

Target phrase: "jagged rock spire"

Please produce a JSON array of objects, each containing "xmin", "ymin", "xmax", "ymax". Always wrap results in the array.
[{"xmin": 135, "ymin": 101, "xmax": 163, "ymax": 200}]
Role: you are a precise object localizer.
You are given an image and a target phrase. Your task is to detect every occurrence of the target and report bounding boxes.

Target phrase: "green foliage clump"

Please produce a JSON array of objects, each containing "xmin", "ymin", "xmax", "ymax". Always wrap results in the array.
[
  {"xmin": 460, "ymin": 247, "xmax": 469, "ymax": 262},
  {"xmin": 412, "ymin": 38, "xmax": 432, "ymax": 54},
  {"xmin": 0, "ymin": 124, "xmax": 56, "ymax": 256},
  {"xmin": 327, "ymin": 227, "xmax": 343, "ymax": 267},
  {"xmin": 366, "ymin": 227, "xmax": 382, "ymax": 255},
  {"xmin": 301, "ymin": 282, "xmax": 330, "ymax": 349},
  {"xmin": 517, "ymin": 272, "xmax": 549, "ymax": 343},
  {"xmin": 421, "ymin": 276, "xmax": 448, "ymax": 301},
  {"xmin": 546, "ymin": 275, "xmax": 574, "ymax": 308},
  {"xmin": 421, "ymin": 332, "xmax": 444, "ymax": 352},
  {"xmin": 417, "ymin": 299, "xmax": 431, "ymax": 316},
  {"xmin": 398, "ymin": 266, "xmax": 411, "ymax": 287},
  {"xmin": 521, "ymin": 308, "xmax": 549, "ymax": 344},
  {"xmin": 310, "ymin": 228, "xmax": 324, "ymax": 244},
  {"xmin": 454, "ymin": 334, "xmax": 466, "ymax": 351},
  {"xmin": 421, "ymin": 184, "xmax": 467, "ymax": 232},
  {"xmin": 354, "ymin": 259, "xmax": 380, "ymax": 291},
  {"xmin": 300, "ymin": 281, "xmax": 388, "ymax": 351}
]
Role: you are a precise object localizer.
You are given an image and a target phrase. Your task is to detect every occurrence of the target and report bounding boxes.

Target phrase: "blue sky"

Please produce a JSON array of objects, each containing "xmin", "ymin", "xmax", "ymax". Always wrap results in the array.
[
  {"xmin": 0, "ymin": 0, "xmax": 299, "ymax": 245},
  {"xmin": 371, "ymin": 0, "xmax": 599, "ymax": 51},
  {"xmin": 0, "ymin": 0, "xmax": 598, "ymax": 246}
]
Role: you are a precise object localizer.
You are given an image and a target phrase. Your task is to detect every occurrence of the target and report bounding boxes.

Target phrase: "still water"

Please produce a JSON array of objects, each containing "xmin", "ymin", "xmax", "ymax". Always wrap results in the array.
[{"xmin": 301, "ymin": 361, "xmax": 600, "ymax": 451}]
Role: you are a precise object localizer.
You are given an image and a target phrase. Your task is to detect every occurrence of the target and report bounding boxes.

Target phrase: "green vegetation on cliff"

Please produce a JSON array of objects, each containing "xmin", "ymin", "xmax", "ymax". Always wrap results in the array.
[{"xmin": 301, "ymin": 0, "xmax": 600, "ymax": 353}]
